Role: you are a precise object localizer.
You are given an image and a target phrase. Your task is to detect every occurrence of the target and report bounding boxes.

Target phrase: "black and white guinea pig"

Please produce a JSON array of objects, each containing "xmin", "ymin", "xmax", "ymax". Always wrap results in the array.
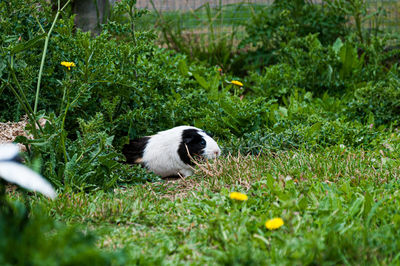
[{"xmin": 122, "ymin": 126, "xmax": 221, "ymax": 177}]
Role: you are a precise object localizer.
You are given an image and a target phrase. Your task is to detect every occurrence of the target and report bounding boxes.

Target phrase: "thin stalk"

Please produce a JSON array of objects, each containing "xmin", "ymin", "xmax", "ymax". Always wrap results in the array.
[
  {"xmin": 8, "ymin": 56, "xmax": 43, "ymax": 135},
  {"xmin": 87, "ymin": 144, "xmax": 103, "ymax": 164},
  {"xmin": 34, "ymin": 0, "xmax": 71, "ymax": 115},
  {"xmin": 34, "ymin": 15, "xmax": 46, "ymax": 33},
  {"xmin": 150, "ymin": 0, "xmax": 177, "ymax": 51},
  {"xmin": 355, "ymin": 13, "xmax": 364, "ymax": 44},
  {"xmin": 206, "ymin": 3, "xmax": 215, "ymax": 49},
  {"xmin": 128, "ymin": 3, "xmax": 137, "ymax": 46},
  {"xmin": 59, "ymin": 71, "xmax": 71, "ymax": 116},
  {"xmin": 60, "ymin": 102, "xmax": 69, "ymax": 164},
  {"xmin": 4, "ymin": 82, "xmax": 38, "ymax": 137},
  {"xmin": 128, "ymin": 3, "xmax": 138, "ymax": 77},
  {"xmin": 59, "ymin": 83, "xmax": 89, "ymax": 164},
  {"xmin": 0, "ymin": 81, "xmax": 6, "ymax": 96},
  {"xmin": 94, "ymin": 0, "xmax": 101, "ymax": 32},
  {"xmin": 219, "ymin": 0, "xmax": 222, "ymax": 28},
  {"xmin": 4, "ymin": 83, "xmax": 30, "ymax": 118},
  {"xmin": 10, "ymin": 70, "xmax": 36, "ymax": 121},
  {"xmin": 10, "ymin": 71, "xmax": 44, "ymax": 134},
  {"xmin": 59, "ymin": 85, "xmax": 67, "ymax": 116}
]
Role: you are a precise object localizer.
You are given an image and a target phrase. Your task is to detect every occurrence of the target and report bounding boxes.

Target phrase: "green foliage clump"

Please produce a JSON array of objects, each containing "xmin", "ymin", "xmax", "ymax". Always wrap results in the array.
[
  {"xmin": 248, "ymin": 63, "xmax": 302, "ymax": 99},
  {"xmin": 0, "ymin": 0, "xmax": 52, "ymax": 121},
  {"xmin": 0, "ymin": 195, "xmax": 120, "ymax": 265},
  {"xmin": 239, "ymin": 0, "xmax": 348, "ymax": 71},
  {"xmin": 17, "ymin": 113, "xmax": 124, "ymax": 190},
  {"xmin": 347, "ymin": 78, "xmax": 400, "ymax": 127}
]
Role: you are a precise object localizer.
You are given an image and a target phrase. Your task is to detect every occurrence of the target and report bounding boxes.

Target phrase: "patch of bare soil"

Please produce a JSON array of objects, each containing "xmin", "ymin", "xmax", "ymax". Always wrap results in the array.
[
  {"xmin": 0, "ymin": 116, "xmax": 31, "ymax": 151},
  {"xmin": 0, "ymin": 116, "xmax": 47, "ymax": 151}
]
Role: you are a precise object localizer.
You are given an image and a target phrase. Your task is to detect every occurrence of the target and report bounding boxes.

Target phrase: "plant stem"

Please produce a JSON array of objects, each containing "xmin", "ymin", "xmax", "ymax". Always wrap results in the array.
[
  {"xmin": 87, "ymin": 144, "xmax": 103, "ymax": 165},
  {"xmin": 60, "ymin": 102, "xmax": 69, "ymax": 164},
  {"xmin": 34, "ymin": 0, "xmax": 71, "ymax": 115},
  {"xmin": 128, "ymin": 3, "xmax": 137, "ymax": 46},
  {"xmin": 4, "ymin": 82, "xmax": 38, "ymax": 137},
  {"xmin": 93, "ymin": 0, "xmax": 101, "ymax": 32},
  {"xmin": 8, "ymin": 56, "xmax": 43, "ymax": 136},
  {"xmin": 0, "ymin": 80, "xmax": 6, "ymax": 97}
]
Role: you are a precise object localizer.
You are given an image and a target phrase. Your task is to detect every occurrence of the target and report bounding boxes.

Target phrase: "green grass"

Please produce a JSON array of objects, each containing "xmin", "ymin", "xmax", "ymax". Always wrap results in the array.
[{"xmin": 20, "ymin": 147, "xmax": 400, "ymax": 264}]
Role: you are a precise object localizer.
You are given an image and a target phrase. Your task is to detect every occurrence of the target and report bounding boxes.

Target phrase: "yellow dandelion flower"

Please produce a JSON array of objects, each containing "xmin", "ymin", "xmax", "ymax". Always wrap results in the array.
[
  {"xmin": 231, "ymin": 80, "xmax": 243, "ymax": 86},
  {"xmin": 61, "ymin": 61, "xmax": 76, "ymax": 70},
  {"xmin": 265, "ymin": 218, "xmax": 284, "ymax": 230},
  {"xmin": 229, "ymin": 192, "xmax": 248, "ymax": 201}
]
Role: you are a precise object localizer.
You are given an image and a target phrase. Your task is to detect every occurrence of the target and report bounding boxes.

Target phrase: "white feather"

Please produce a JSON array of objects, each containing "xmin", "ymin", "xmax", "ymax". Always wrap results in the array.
[
  {"xmin": 0, "ymin": 144, "xmax": 56, "ymax": 199},
  {"xmin": 0, "ymin": 143, "xmax": 20, "ymax": 161},
  {"xmin": 0, "ymin": 162, "xmax": 56, "ymax": 199}
]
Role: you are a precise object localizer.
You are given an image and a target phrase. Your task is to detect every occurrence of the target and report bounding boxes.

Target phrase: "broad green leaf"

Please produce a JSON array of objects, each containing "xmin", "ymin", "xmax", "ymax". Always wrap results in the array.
[
  {"xmin": 305, "ymin": 122, "xmax": 322, "ymax": 139},
  {"xmin": 332, "ymin": 38, "xmax": 343, "ymax": 54},
  {"xmin": 177, "ymin": 59, "xmax": 189, "ymax": 76},
  {"xmin": 349, "ymin": 197, "xmax": 363, "ymax": 217},
  {"xmin": 10, "ymin": 33, "xmax": 46, "ymax": 54},
  {"xmin": 193, "ymin": 73, "xmax": 209, "ymax": 90},
  {"xmin": 339, "ymin": 42, "xmax": 358, "ymax": 79}
]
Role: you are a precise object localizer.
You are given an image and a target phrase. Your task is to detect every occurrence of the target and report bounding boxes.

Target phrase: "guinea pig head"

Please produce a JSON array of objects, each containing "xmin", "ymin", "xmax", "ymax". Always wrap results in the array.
[{"xmin": 178, "ymin": 129, "xmax": 221, "ymax": 165}]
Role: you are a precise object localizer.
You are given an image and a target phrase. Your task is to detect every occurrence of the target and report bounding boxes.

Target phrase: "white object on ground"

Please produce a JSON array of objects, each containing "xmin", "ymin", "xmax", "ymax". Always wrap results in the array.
[{"xmin": 0, "ymin": 144, "xmax": 56, "ymax": 199}]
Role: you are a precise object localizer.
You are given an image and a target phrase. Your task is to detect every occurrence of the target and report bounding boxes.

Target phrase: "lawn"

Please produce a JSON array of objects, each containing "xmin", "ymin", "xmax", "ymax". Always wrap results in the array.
[{"xmin": 26, "ymin": 148, "xmax": 400, "ymax": 264}]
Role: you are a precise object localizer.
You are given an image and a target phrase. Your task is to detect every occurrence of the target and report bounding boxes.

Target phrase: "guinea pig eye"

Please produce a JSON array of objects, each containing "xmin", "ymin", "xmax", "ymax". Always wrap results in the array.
[{"xmin": 200, "ymin": 139, "xmax": 206, "ymax": 146}]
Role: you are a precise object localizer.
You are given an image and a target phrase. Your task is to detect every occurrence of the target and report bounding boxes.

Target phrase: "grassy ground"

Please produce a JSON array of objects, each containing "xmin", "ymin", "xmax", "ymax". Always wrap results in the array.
[{"xmin": 23, "ymin": 148, "xmax": 400, "ymax": 264}]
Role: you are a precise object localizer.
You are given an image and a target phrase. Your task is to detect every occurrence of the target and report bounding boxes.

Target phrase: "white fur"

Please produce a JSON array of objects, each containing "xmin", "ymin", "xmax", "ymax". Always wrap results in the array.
[
  {"xmin": 142, "ymin": 126, "xmax": 221, "ymax": 177},
  {"xmin": 197, "ymin": 131, "xmax": 221, "ymax": 159}
]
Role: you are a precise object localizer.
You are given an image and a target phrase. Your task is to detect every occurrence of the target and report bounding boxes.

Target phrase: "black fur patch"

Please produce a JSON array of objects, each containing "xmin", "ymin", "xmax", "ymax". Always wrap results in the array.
[
  {"xmin": 178, "ymin": 129, "xmax": 206, "ymax": 165},
  {"xmin": 122, "ymin": 137, "xmax": 150, "ymax": 165}
]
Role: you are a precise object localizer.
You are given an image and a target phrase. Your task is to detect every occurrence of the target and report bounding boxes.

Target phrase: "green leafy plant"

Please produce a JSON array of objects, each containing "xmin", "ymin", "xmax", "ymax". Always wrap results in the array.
[
  {"xmin": 239, "ymin": 0, "xmax": 349, "ymax": 72},
  {"xmin": 347, "ymin": 76, "xmax": 400, "ymax": 127},
  {"xmin": 0, "ymin": 195, "xmax": 120, "ymax": 265}
]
